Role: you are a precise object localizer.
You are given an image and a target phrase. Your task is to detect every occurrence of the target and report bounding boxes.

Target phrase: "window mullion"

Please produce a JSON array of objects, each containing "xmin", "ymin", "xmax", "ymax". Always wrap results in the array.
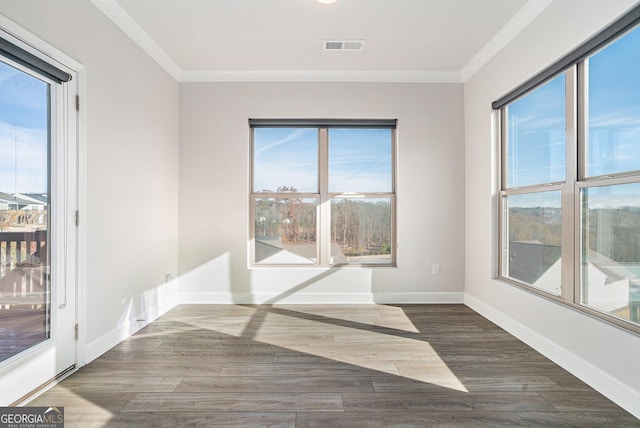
[
  {"xmin": 498, "ymin": 108, "xmax": 507, "ymax": 278},
  {"xmin": 563, "ymin": 66, "xmax": 578, "ymax": 303},
  {"xmin": 577, "ymin": 60, "xmax": 588, "ymax": 183},
  {"xmin": 500, "ymin": 107, "xmax": 509, "ymax": 190},
  {"xmin": 574, "ymin": 60, "xmax": 588, "ymax": 305},
  {"xmin": 318, "ymin": 128, "xmax": 330, "ymax": 266}
]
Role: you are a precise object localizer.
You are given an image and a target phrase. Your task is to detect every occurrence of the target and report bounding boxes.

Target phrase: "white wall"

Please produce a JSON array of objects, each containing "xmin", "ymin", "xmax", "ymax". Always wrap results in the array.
[
  {"xmin": 179, "ymin": 82, "xmax": 465, "ymax": 304},
  {"xmin": 464, "ymin": 0, "xmax": 640, "ymax": 418},
  {"xmin": 0, "ymin": 1, "xmax": 180, "ymax": 361}
]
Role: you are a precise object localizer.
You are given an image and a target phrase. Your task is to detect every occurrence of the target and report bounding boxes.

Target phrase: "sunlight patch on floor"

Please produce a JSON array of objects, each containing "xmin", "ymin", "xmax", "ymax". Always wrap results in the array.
[
  {"xmin": 271, "ymin": 304, "xmax": 421, "ymax": 333},
  {"xmin": 246, "ymin": 307, "xmax": 468, "ymax": 393},
  {"xmin": 171, "ymin": 305, "xmax": 260, "ymax": 337},
  {"xmin": 29, "ymin": 386, "xmax": 114, "ymax": 426},
  {"xmin": 172, "ymin": 304, "xmax": 467, "ymax": 393}
]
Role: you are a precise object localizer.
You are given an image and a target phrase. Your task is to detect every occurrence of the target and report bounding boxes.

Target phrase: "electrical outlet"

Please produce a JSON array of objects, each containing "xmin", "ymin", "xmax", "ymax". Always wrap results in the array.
[{"xmin": 432, "ymin": 264, "xmax": 440, "ymax": 275}]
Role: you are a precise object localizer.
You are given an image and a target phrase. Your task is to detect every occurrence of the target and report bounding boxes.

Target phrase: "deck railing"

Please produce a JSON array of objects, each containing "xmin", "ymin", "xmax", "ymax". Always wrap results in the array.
[{"xmin": 0, "ymin": 230, "xmax": 48, "ymax": 309}]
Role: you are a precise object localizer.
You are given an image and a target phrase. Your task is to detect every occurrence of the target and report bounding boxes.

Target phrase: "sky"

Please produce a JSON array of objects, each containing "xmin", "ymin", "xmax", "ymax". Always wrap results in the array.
[
  {"xmin": 507, "ymin": 73, "xmax": 565, "ymax": 189},
  {"xmin": 588, "ymin": 24, "xmax": 640, "ymax": 178},
  {"xmin": 507, "ymin": 24, "xmax": 640, "ymax": 209},
  {"xmin": 253, "ymin": 127, "xmax": 392, "ymax": 194},
  {"xmin": 0, "ymin": 60, "xmax": 49, "ymax": 194}
]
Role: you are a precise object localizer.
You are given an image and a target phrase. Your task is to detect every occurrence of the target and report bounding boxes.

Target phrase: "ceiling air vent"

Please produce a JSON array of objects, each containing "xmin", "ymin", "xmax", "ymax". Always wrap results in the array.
[{"xmin": 324, "ymin": 40, "xmax": 365, "ymax": 51}]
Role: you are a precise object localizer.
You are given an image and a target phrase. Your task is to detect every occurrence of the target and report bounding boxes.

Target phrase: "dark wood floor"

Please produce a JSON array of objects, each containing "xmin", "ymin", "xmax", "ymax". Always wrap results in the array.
[{"xmin": 28, "ymin": 304, "xmax": 638, "ymax": 427}]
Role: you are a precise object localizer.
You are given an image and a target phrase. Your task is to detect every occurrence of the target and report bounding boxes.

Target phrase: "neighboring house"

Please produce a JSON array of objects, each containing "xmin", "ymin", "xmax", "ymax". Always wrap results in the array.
[
  {"xmin": 586, "ymin": 250, "xmax": 640, "ymax": 321},
  {"xmin": 10, "ymin": 193, "xmax": 47, "ymax": 211},
  {"xmin": 0, "ymin": 192, "xmax": 47, "ymax": 211},
  {"xmin": 0, "ymin": 192, "xmax": 14, "ymax": 210},
  {"xmin": 509, "ymin": 240, "xmax": 561, "ymax": 285},
  {"xmin": 516, "ymin": 242, "xmax": 640, "ymax": 322}
]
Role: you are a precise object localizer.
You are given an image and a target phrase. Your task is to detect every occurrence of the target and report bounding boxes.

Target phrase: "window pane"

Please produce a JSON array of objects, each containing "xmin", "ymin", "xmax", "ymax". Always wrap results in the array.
[
  {"xmin": 253, "ymin": 128, "xmax": 318, "ymax": 193},
  {"xmin": 0, "ymin": 60, "xmax": 50, "ymax": 362},
  {"xmin": 329, "ymin": 128, "xmax": 392, "ymax": 193},
  {"xmin": 581, "ymin": 183, "xmax": 640, "ymax": 325},
  {"xmin": 254, "ymin": 197, "xmax": 317, "ymax": 264},
  {"xmin": 331, "ymin": 197, "xmax": 392, "ymax": 265},
  {"xmin": 587, "ymin": 25, "xmax": 640, "ymax": 177},
  {"xmin": 505, "ymin": 191, "xmax": 562, "ymax": 295},
  {"xmin": 506, "ymin": 74, "xmax": 566, "ymax": 187}
]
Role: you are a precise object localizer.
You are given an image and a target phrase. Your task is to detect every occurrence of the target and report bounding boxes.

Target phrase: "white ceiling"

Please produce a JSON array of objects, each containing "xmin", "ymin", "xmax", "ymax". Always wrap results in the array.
[{"xmin": 90, "ymin": 0, "xmax": 554, "ymax": 82}]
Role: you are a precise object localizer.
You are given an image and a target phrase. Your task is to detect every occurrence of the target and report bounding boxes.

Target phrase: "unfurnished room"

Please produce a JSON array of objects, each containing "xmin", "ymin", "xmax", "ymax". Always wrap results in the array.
[{"xmin": 0, "ymin": 0, "xmax": 639, "ymax": 426}]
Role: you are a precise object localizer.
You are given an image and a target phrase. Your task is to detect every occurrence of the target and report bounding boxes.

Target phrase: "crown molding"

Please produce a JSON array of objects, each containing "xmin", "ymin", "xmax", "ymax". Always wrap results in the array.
[
  {"xmin": 179, "ymin": 69, "xmax": 463, "ymax": 83},
  {"xmin": 461, "ymin": 0, "xmax": 555, "ymax": 82},
  {"xmin": 90, "ymin": 0, "xmax": 182, "ymax": 80}
]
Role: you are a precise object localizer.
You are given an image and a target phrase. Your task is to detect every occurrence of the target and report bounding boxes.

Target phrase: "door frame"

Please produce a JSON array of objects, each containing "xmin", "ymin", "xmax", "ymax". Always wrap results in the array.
[{"xmin": 0, "ymin": 15, "xmax": 86, "ymax": 406}]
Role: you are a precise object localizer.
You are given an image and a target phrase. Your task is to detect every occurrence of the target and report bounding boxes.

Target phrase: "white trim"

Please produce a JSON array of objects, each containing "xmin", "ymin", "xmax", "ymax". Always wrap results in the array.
[
  {"xmin": 461, "ymin": 0, "xmax": 554, "ymax": 81},
  {"xmin": 85, "ymin": 316, "xmax": 148, "ymax": 364},
  {"xmin": 11, "ymin": 365, "xmax": 77, "ymax": 407},
  {"xmin": 464, "ymin": 293, "xmax": 640, "ymax": 419},
  {"xmin": 374, "ymin": 292, "xmax": 464, "ymax": 304},
  {"xmin": 0, "ymin": 347, "xmax": 58, "ymax": 405},
  {"xmin": 75, "ymin": 69, "xmax": 88, "ymax": 368},
  {"xmin": 83, "ymin": 297, "xmax": 174, "ymax": 363},
  {"xmin": 89, "ymin": 0, "xmax": 181, "ymax": 80},
  {"xmin": 179, "ymin": 291, "xmax": 464, "ymax": 305},
  {"xmin": 180, "ymin": 70, "xmax": 463, "ymax": 83}
]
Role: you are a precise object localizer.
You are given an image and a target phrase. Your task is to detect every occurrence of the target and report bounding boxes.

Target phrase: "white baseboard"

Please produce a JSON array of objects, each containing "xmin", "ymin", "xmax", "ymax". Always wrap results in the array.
[
  {"xmin": 374, "ymin": 292, "xmax": 464, "ymax": 304},
  {"xmin": 179, "ymin": 291, "xmax": 465, "ymax": 304},
  {"xmin": 84, "ymin": 302, "xmax": 170, "ymax": 363},
  {"xmin": 464, "ymin": 293, "xmax": 640, "ymax": 420},
  {"xmin": 85, "ymin": 318, "xmax": 143, "ymax": 364}
]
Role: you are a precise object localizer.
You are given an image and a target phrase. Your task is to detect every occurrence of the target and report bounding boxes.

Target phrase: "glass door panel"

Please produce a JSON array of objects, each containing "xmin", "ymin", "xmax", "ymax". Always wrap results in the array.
[{"xmin": 0, "ymin": 60, "xmax": 50, "ymax": 363}]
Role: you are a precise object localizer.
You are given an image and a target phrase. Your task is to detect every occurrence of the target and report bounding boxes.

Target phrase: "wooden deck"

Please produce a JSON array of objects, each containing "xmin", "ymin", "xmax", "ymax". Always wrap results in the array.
[
  {"xmin": 0, "ymin": 308, "xmax": 47, "ymax": 362},
  {"xmin": 28, "ymin": 304, "xmax": 638, "ymax": 427}
]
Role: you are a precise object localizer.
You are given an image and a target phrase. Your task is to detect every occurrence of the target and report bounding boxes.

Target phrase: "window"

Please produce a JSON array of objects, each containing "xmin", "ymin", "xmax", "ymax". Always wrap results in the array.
[
  {"xmin": 250, "ymin": 119, "xmax": 396, "ymax": 267},
  {"xmin": 496, "ymin": 5, "xmax": 640, "ymax": 333},
  {"xmin": 501, "ymin": 75, "xmax": 566, "ymax": 296}
]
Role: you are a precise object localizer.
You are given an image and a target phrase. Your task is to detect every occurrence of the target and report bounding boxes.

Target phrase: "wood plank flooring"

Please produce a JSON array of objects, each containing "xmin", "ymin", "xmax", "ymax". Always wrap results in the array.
[{"xmin": 28, "ymin": 304, "xmax": 639, "ymax": 427}]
